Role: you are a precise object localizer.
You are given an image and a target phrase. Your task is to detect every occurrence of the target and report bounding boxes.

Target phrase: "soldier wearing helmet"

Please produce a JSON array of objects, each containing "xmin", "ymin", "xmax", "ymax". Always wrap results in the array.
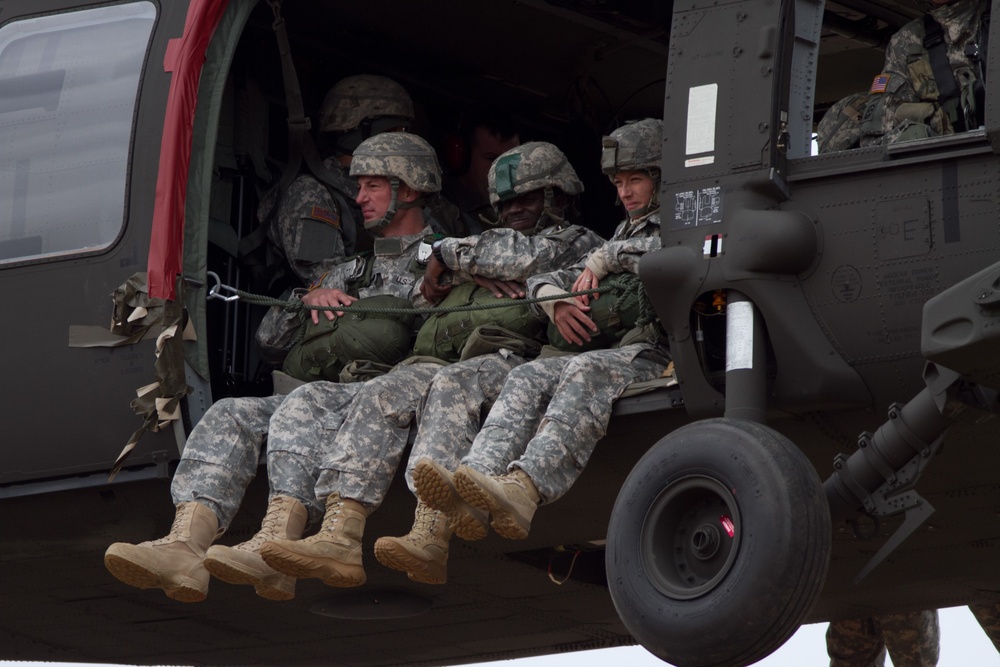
[
  {"xmin": 411, "ymin": 119, "xmax": 671, "ymax": 547},
  {"xmin": 420, "ymin": 140, "xmax": 586, "ymax": 303},
  {"xmin": 104, "ymin": 132, "xmax": 442, "ymax": 604},
  {"xmin": 262, "ymin": 74, "xmax": 414, "ymax": 289},
  {"xmin": 257, "ymin": 142, "xmax": 605, "ymax": 588}
]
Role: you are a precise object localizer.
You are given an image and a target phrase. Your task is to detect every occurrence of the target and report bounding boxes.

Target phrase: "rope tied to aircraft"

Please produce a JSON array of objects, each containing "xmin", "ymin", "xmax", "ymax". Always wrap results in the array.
[{"xmin": 206, "ymin": 270, "xmax": 627, "ymax": 317}]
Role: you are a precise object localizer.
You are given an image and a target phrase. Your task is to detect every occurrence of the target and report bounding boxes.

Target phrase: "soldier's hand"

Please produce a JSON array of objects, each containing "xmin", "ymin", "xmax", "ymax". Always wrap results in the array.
[
  {"xmin": 572, "ymin": 267, "xmax": 600, "ymax": 306},
  {"xmin": 421, "ymin": 256, "xmax": 453, "ymax": 303},
  {"xmin": 301, "ymin": 288, "xmax": 357, "ymax": 324},
  {"xmin": 474, "ymin": 275, "xmax": 525, "ymax": 299},
  {"xmin": 552, "ymin": 301, "xmax": 598, "ymax": 346}
]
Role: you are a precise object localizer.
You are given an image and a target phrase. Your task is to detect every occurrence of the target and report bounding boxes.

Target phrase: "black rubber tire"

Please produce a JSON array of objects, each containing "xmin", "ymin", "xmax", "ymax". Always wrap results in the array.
[{"xmin": 606, "ymin": 418, "xmax": 831, "ymax": 667}]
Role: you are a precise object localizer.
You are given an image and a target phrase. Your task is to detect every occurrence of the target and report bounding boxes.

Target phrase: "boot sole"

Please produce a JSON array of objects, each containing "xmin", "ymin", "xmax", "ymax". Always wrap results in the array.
[
  {"xmin": 413, "ymin": 460, "xmax": 487, "ymax": 541},
  {"xmin": 373, "ymin": 538, "xmax": 446, "ymax": 585},
  {"xmin": 104, "ymin": 552, "xmax": 206, "ymax": 603},
  {"xmin": 454, "ymin": 469, "xmax": 530, "ymax": 540},
  {"xmin": 203, "ymin": 555, "xmax": 295, "ymax": 602},
  {"xmin": 259, "ymin": 543, "xmax": 366, "ymax": 588}
]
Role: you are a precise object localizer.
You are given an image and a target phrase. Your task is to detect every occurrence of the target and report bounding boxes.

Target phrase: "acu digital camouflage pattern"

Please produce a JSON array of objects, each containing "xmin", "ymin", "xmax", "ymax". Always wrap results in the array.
[
  {"xmin": 293, "ymin": 219, "xmax": 604, "ymax": 509},
  {"xmin": 258, "ymin": 156, "xmax": 360, "ymax": 286},
  {"xmin": 255, "ymin": 230, "xmax": 429, "ymax": 358},
  {"xmin": 487, "ymin": 141, "xmax": 583, "ymax": 208},
  {"xmin": 453, "ymin": 207, "xmax": 669, "ymax": 504},
  {"xmin": 319, "ymin": 74, "xmax": 414, "ymax": 133},
  {"xmin": 172, "ymin": 230, "xmax": 431, "ymax": 528},
  {"xmin": 350, "ymin": 132, "xmax": 442, "ymax": 193},
  {"xmin": 826, "ymin": 611, "xmax": 939, "ymax": 667},
  {"xmin": 600, "ymin": 117, "xmax": 662, "ymax": 175},
  {"xmin": 816, "ymin": 92, "xmax": 870, "ymax": 153},
  {"xmin": 861, "ymin": 0, "xmax": 986, "ymax": 145}
]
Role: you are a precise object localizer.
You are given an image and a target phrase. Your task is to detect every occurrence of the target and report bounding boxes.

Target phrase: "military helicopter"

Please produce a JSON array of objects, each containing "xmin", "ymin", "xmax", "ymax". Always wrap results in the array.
[{"xmin": 1, "ymin": 0, "xmax": 998, "ymax": 666}]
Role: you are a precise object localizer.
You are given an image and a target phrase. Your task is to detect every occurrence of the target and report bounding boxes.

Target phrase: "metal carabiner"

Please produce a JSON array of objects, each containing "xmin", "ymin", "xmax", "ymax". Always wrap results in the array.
[{"xmin": 206, "ymin": 271, "xmax": 241, "ymax": 303}]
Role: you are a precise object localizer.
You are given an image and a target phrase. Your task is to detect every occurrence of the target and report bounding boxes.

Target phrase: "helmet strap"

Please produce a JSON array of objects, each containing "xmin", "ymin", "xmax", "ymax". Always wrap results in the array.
[{"xmin": 364, "ymin": 176, "xmax": 401, "ymax": 233}]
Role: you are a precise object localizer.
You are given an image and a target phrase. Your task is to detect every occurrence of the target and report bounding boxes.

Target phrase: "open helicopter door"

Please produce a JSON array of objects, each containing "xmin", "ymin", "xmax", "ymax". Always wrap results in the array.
[{"xmin": 0, "ymin": 0, "xmax": 219, "ymax": 491}]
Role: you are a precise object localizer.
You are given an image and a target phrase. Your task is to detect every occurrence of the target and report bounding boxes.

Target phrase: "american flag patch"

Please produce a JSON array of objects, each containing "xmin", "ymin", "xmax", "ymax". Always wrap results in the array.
[
  {"xmin": 309, "ymin": 206, "xmax": 340, "ymax": 228},
  {"xmin": 870, "ymin": 74, "xmax": 890, "ymax": 94}
]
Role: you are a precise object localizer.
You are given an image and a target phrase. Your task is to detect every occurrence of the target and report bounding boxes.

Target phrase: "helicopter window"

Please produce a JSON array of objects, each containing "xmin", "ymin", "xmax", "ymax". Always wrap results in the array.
[{"xmin": 0, "ymin": 2, "xmax": 155, "ymax": 265}]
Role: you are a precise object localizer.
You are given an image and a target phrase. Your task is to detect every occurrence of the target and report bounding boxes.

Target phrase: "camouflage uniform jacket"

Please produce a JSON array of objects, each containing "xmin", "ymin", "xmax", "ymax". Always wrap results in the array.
[
  {"xmin": 527, "ymin": 210, "xmax": 662, "ymax": 320},
  {"xmin": 255, "ymin": 227, "xmax": 432, "ymax": 358},
  {"xmin": 863, "ymin": 0, "xmax": 986, "ymax": 145},
  {"xmin": 412, "ymin": 224, "xmax": 606, "ymax": 308},
  {"xmin": 260, "ymin": 156, "xmax": 360, "ymax": 287}
]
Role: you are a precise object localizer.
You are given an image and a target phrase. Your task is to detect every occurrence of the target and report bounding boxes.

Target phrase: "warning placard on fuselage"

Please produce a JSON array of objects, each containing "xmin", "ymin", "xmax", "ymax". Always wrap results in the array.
[{"xmin": 672, "ymin": 186, "xmax": 723, "ymax": 229}]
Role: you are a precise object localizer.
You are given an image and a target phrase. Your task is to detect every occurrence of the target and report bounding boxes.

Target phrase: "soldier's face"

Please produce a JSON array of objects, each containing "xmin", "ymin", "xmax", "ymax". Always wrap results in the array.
[
  {"xmin": 498, "ymin": 189, "xmax": 545, "ymax": 231},
  {"xmin": 356, "ymin": 175, "xmax": 393, "ymax": 223},
  {"xmin": 613, "ymin": 170, "xmax": 655, "ymax": 214}
]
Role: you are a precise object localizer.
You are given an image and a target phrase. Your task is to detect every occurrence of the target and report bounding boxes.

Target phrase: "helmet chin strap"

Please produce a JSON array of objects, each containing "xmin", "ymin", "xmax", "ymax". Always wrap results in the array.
[
  {"xmin": 623, "ymin": 168, "xmax": 661, "ymax": 221},
  {"xmin": 364, "ymin": 176, "xmax": 401, "ymax": 233},
  {"xmin": 534, "ymin": 187, "xmax": 567, "ymax": 235}
]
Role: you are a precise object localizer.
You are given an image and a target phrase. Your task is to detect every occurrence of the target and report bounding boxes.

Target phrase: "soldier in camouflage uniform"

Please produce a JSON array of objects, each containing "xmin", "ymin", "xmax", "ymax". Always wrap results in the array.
[
  {"xmin": 103, "ymin": 133, "xmax": 442, "ymax": 603},
  {"xmin": 413, "ymin": 118, "xmax": 670, "ymax": 542},
  {"xmin": 263, "ymin": 74, "xmax": 415, "ymax": 287},
  {"xmin": 827, "ymin": 611, "xmax": 940, "ymax": 667},
  {"xmin": 258, "ymin": 142, "xmax": 605, "ymax": 587},
  {"xmin": 860, "ymin": 0, "xmax": 986, "ymax": 146},
  {"xmin": 816, "ymin": 92, "xmax": 871, "ymax": 153}
]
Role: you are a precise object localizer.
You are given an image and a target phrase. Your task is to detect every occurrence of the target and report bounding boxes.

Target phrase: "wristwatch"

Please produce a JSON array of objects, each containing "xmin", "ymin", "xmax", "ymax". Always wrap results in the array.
[{"xmin": 431, "ymin": 238, "xmax": 447, "ymax": 266}]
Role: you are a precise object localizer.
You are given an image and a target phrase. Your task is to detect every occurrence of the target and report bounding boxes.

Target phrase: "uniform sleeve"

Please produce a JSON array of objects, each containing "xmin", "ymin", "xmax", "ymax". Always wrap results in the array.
[
  {"xmin": 440, "ymin": 227, "xmax": 595, "ymax": 281},
  {"xmin": 273, "ymin": 175, "xmax": 349, "ymax": 287},
  {"xmin": 254, "ymin": 288, "xmax": 308, "ymax": 363},
  {"xmin": 584, "ymin": 232, "xmax": 663, "ymax": 279}
]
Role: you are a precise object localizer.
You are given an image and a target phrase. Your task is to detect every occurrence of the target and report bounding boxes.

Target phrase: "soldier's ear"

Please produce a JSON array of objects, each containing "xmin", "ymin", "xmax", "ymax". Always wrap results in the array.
[{"xmin": 397, "ymin": 183, "xmax": 418, "ymax": 203}]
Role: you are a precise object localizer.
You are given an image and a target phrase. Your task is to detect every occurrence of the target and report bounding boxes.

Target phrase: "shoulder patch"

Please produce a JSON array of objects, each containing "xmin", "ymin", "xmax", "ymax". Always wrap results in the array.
[
  {"xmin": 308, "ymin": 206, "xmax": 341, "ymax": 228},
  {"xmin": 870, "ymin": 74, "xmax": 890, "ymax": 94}
]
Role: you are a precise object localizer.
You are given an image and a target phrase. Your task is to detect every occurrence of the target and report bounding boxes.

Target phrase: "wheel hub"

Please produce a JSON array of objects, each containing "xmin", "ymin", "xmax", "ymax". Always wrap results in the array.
[{"xmin": 640, "ymin": 474, "xmax": 741, "ymax": 600}]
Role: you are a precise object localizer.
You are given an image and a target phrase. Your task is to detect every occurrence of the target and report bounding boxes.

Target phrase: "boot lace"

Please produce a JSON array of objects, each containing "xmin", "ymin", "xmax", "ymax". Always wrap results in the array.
[
  {"xmin": 148, "ymin": 502, "xmax": 195, "ymax": 546},
  {"xmin": 240, "ymin": 499, "xmax": 287, "ymax": 552}
]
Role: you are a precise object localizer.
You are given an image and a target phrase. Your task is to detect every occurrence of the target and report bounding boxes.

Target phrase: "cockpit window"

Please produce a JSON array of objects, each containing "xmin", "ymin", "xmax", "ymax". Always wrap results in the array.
[{"xmin": 0, "ymin": 2, "xmax": 156, "ymax": 265}]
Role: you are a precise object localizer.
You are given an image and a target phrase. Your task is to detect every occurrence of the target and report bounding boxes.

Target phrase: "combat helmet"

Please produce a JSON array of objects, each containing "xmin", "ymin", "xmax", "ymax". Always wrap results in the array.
[
  {"xmin": 321, "ymin": 75, "xmax": 414, "ymax": 153},
  {"xmin": 601, "ymin": 118, "xmax": 662, "ymax": 218},
  {"xmin": 487, "ymin": 141, "xmax": 584, "ymax": 232},
  {"xmin": 350, "ymin": 132, "xmax": 442, "ymax": 232}
]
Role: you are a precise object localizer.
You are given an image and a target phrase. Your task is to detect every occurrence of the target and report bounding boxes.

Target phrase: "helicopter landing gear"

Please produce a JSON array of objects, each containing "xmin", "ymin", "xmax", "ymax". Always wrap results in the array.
[{"xmin": 607, "ymin": 418, "xmax": 831, "ymax": 667}]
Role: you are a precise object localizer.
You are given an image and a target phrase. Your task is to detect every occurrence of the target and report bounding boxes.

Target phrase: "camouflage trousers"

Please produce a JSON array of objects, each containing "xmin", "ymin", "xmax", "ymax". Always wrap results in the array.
[
  {"xmin": 170, "ymin": 383, "xmax": 364, "ymax": 530},
  {"xmin": 970, "ymin": 602, "xmax": 1000, "ymax": 652},
  {"xmin": 826, "ymin": 610, "xmax": 939, "ymax": 667},
  {"xmin": 313, "ymin": 362, "xmax": 444, "ymax": 511},
  {"xmin": 463, "ymin": 343, "xmax": 669, "ymax": 503},
  {"xmin": 408, "ymin": 351, "xmax": 528, "ymax": 480}
]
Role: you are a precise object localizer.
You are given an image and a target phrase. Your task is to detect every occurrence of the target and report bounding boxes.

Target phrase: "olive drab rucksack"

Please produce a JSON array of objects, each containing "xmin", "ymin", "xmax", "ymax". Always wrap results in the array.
[
  {"xmin": 546, "ymin": 272, "xmax": 658, "ymax": 352},
  {"xmin": 281, "ymin": 293, "xmax": 417, "ymax": 382},
  {"xmin": 412, "ymin": 281, "xmax": 545, "ymax": 362},
  {"xmin": 279, "ymin": 247, "xmax": 424, "ymax": 382}
]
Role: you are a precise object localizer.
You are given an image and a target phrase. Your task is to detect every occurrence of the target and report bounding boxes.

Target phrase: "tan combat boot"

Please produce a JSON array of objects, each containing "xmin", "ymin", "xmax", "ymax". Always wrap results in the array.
[
  {"xmin": 373, "ymin": 501, "xmax": 451, "ymax": 584},
  {"xmin": 454, "ymin": 465, "xmax": 540, "ymax": 540},
  {"xmin": 203, "ymin": 495, "xmax": 307, "ymax": 601},
  {"xmin": 104, "ymin": 501, "xmax": 219, "ymax": 602},
  {"xmin": 412, "ymin": 458, "xmax": 488, "ymax": 541},
  {"xmin": 260, "ymin": 493, "xmax": 367, "ymax": 588}
]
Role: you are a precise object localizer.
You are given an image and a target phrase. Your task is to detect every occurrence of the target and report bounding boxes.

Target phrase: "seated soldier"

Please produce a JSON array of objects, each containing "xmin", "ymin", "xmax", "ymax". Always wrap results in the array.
[
  {"xmin": 103, "ymin": 132, "xmax": 443, "ymax": 602},
  {"xmin": 411, "ymin": 119, "xmax": 669, "ymax": 544},
  {"xmin": 262, "ymin": 74, "xmax": 414, "ymax": 288},
  {"xmin": 861, "ymin": 0, "xmax": 987, "ymax": 146}
]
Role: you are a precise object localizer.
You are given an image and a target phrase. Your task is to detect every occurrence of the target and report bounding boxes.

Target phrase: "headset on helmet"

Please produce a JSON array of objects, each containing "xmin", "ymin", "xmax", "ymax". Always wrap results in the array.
[
  {"xmin": 600, "ymin": 118, "xmax": 663, "ymax": 218},
  {"xmin": 321, "ymin": 75, "xmax": 414, "ymax": 153},
  {"xmin": 486, "ymin": 141, "xmax": 584, "ymax": 232},
  {"xmin": 350, "ymin": 132, "xmax": 442, "ymax": 232}
]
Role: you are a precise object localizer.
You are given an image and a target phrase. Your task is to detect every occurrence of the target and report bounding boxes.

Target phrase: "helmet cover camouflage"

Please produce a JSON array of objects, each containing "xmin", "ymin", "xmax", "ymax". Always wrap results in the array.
[
  {"xmin": 487, "ymin": 141, "xmax": 584, "ymax": 209},
  {"xmin": 601, "ymin": 118, "xmax": 662, "ymax": 176},
  {"xmin": 321, "ymin": 75, "xmax": 414, "ymax": 133},
  {"xmin": 350, "ymin": 132, "xmax": 442, "ymax": 193}
]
